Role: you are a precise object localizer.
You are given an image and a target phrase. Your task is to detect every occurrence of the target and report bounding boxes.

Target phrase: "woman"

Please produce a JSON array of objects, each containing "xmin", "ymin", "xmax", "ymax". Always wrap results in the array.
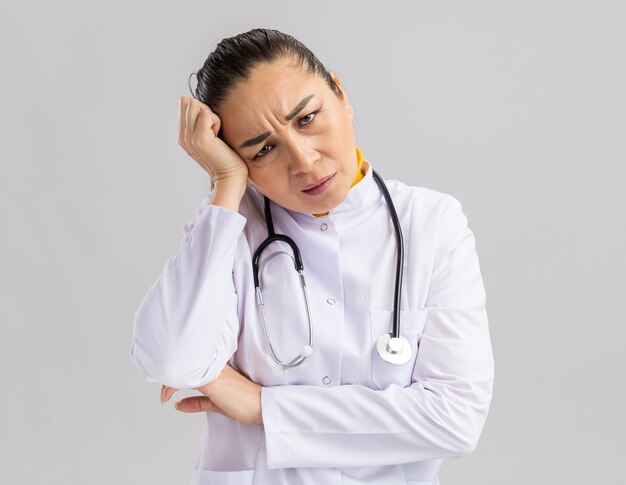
[{"xmin": 131, "ymin": 28, "xmax": 494, "ymax": 485}]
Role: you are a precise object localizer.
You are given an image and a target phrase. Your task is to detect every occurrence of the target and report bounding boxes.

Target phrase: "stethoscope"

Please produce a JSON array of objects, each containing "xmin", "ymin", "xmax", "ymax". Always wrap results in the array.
[{"xmin": 252, "ymin": 169, "xmax": 412, "ymax": 372}]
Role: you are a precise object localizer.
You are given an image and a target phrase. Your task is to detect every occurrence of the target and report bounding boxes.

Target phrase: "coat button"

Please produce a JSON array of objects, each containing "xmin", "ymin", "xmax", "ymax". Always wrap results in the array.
[
  {"xmin": 327, "ymin": 298, "xmax": 335, "ymax": 305},
  {"xmin": 320, "ymin": 223, "xmax": 328, "ymax": 231},
  {"xmin": 322, "ymin": 376, "xmax": 332, "ymax": 385}
]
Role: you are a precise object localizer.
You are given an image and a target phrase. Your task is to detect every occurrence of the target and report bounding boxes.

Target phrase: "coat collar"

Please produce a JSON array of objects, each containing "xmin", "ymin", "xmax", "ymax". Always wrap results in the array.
[{"xmin": 245, "ymin": 158, "xmax": 380, "ymax": 224}]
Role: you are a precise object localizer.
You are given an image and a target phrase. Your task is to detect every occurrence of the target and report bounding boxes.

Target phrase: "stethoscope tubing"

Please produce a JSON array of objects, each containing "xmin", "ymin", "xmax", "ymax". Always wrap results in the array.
[
  {"xmin": 371, "ymin": 170, "xmax": 405, "ymax": 340},
  {"xmin": 252, "ymin": 168, "xmax": 406, "ymax": 368}
]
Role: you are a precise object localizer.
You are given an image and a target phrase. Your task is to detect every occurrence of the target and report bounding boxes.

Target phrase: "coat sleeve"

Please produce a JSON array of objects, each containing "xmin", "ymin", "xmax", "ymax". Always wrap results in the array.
[
  {"xmin": 260, "ymin": 195, "xmax": 494, "ymax": 469},
  {"xmin": 129, "ymin": 198, "xmax": 247, "ymax": 390}
]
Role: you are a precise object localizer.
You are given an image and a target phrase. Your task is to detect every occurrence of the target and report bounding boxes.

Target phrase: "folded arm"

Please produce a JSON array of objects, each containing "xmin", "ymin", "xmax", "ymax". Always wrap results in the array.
[
  {"xmin": 261, "ymin": 196, "xmax": 494, "ymax": 468},
  {"xmin": 130, "ymin": 203, "xmax": 247, "ymax": 389}
]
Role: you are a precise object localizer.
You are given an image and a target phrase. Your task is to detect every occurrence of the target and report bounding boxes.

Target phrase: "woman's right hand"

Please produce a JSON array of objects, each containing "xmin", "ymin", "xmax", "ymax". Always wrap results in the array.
[{"xmin": 178, "ymin": 96, "xmax": 249, "ymax": 184}]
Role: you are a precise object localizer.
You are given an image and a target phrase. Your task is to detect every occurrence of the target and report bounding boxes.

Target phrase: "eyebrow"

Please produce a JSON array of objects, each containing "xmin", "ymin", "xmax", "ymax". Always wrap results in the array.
[{"xmin": 239, "ymin": 94, "xmax": 315, "ymax": 149}]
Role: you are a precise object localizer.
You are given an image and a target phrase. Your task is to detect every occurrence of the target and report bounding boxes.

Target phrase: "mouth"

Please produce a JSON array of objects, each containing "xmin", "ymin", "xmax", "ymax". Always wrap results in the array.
[{"xmin": 302, "ymin": 173, "xmax": 336, "ymax": 194}]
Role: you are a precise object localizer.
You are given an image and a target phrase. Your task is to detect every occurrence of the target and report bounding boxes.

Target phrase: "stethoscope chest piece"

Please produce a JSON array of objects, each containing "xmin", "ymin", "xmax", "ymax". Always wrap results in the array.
[{"xmin": 376, "ymin": 333, "xmax": 413, "ymax": 365}]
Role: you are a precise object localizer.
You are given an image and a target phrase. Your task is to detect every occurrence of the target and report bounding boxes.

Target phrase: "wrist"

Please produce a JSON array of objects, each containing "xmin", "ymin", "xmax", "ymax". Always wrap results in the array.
[
  {"xmin": 256, "ymin": 384, "xmax": 264, "ymax": 425},
  {"xmin": 211, "ymin": 177, "xmax": 247, "ymax": 212},
  {"xmin": 213, "ymin": 175, "xmax": 247, "ymax": 193}
]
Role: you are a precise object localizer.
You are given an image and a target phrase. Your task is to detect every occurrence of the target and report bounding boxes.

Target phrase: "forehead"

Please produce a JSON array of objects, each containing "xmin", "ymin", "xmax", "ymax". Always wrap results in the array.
[{"xmin": 219, "ymin": 61, "xmax": 326, "ymax": 122}]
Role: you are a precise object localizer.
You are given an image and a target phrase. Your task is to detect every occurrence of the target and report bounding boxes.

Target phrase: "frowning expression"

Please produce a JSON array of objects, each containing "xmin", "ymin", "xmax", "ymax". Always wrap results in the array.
[{"xmin": 217, "ymin": 59, "xmax": 358, "ymax": 215}]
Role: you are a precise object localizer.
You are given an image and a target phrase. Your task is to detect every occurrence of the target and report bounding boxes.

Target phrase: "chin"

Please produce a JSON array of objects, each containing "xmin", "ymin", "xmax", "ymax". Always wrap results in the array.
[
  {"xmin": 311, "ymin": 193, "xmax": 346, "ymax": 213},
  {"xmin": 290, "ymin": 184, "xmax": 350, "ymax": 214}
]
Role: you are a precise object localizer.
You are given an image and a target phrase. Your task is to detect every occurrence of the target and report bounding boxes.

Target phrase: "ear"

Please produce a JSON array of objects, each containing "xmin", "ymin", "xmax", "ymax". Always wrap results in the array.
[{"xmin": 329, "ymin": 71, "xmax": 353, "ymax": 120}]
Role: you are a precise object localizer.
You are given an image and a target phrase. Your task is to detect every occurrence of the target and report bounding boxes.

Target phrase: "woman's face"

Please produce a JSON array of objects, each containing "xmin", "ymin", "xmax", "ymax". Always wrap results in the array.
[{"xmin": 217, "ymin": 58, "xmax": 358, "ymax": 215}]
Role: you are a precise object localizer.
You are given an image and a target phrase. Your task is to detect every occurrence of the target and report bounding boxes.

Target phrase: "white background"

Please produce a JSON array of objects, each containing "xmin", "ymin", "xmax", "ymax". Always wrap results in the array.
[{"xmin": 1, "ymin": 1, "xmax": 624, "ymax": 483}]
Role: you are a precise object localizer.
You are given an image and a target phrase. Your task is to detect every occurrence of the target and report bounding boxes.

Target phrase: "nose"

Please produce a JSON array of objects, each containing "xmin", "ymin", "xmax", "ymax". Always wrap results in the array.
[{"xmin": 285, "ymin": 136, "xmax": 319, "ymax": 176}]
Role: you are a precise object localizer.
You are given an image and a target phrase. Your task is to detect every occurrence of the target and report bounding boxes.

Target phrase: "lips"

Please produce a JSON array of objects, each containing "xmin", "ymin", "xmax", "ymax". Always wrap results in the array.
[{"xmin": 302, "ymin": 173, "xmax": 336, "ymax": 192}]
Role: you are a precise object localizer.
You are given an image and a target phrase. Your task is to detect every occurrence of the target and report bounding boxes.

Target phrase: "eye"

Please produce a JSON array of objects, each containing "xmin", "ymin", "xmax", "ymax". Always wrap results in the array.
[
  {"xmin": 253, "ymin": 144, "xmax": 273, "ymax": 160},
  {"xmin": 298, "ymin": 110, "xmax": 318, "ymax": 126}
]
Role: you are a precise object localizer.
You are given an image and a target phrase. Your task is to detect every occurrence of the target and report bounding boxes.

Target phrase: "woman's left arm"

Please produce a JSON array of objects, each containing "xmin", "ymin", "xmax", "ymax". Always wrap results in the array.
[{"xmin": 259, "ymin": 195, "xmax": 494, "ymax": 468}]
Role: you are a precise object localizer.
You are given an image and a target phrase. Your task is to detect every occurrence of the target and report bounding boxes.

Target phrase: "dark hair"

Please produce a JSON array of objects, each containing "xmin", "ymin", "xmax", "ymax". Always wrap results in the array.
[{"xmin": 190, "ymin": 28, "xmax": 342, "ymax": 113}]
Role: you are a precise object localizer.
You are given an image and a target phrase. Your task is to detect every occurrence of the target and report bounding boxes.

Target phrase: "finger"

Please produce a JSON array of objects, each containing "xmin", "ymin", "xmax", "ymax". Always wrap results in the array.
[
  {"xmin": 178, "ymin": 96, "xmax": 188, "ymax": 147},
  {"xmin": 161, "ymin": 385, "xmax": 178, "ymax": 404},
  {"xmin": 195, "ymin": 106, "xmax": 221, "ymax": 141},
  {"xmin": 185, "ymin": 98, "xmax": 201, "ymax": 147},
  {"xmin": 175, "ymin": 396, "xmax": 223, "ymax": 414}
]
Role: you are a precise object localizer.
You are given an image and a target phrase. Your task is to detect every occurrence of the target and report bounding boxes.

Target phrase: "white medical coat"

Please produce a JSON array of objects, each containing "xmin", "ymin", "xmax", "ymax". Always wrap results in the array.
[{"xmin": 130, "ymin": 160, "xmax": 494, "ymax": 485}]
